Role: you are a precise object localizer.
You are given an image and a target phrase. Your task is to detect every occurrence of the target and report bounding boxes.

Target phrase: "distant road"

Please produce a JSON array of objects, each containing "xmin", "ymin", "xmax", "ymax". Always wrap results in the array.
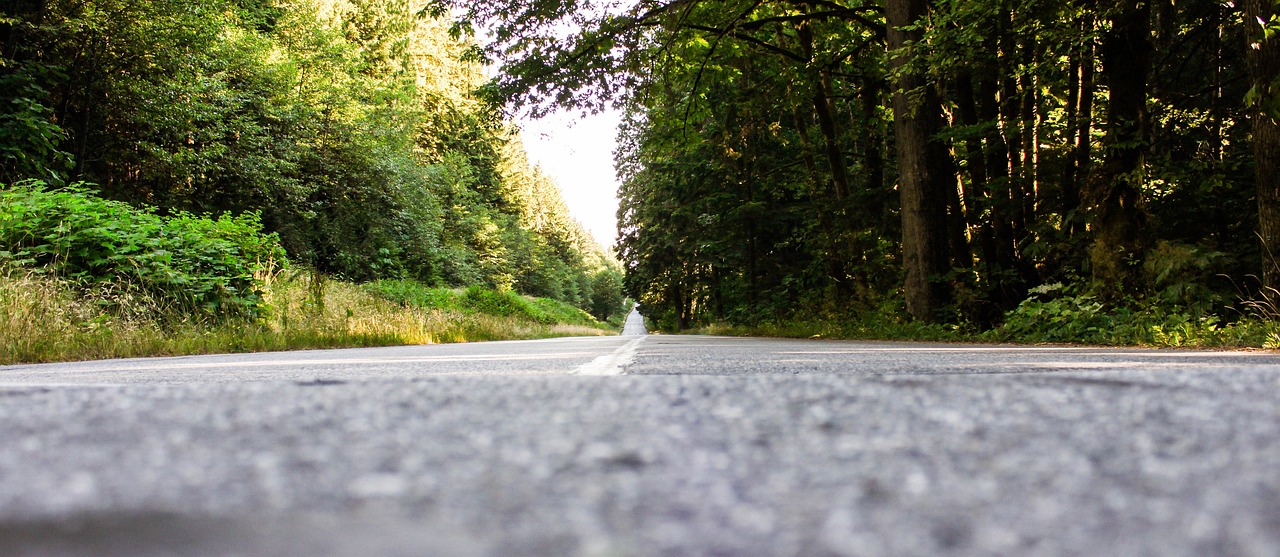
[
  {"xmin": 2, "ymin": 330, "xmax": 1280, "ymax": 556},
  {"xmin": 621, "ymin": 307, "xmax": 647, "ymax": 335}
]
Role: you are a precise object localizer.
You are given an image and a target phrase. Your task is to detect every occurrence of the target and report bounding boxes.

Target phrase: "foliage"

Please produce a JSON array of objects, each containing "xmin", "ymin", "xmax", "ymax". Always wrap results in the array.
[
  {"xmin": 0, "ymin": 269, "xmax": 612, "ymax": 365},
  {"xmin": 368, "ymin": 278, "xmax": 609, "ymax": 329},
  {"xmin": 0, "ymin": 63, "xmax": 71, "ymax": 184},
  {"xmin": 451, "ymin": 0, "xmax": 1272, "ymax": 342},
  {"xmin": 0, "ymin": 0, "xmax": 625, "ymax": 321},
  {"xmin": 987, "ymin": 282, "xmax": 1276, "ymax": 347},
  {"xmin": 588, "ymin": 268, "xmax": 628, "ymax": 322},
  {"xmin": 0, "ymin": 182, "xmax": 284, "ymax": 321}
]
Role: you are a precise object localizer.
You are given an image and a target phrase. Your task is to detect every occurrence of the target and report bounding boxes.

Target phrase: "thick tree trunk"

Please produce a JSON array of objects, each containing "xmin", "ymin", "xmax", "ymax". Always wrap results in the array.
[
  {"xmin": 888, "ymin": 0, "xmax": 954, "ymax": 321},
  {"xmin": 1245, "ymin": 0, "xmax": 1280, "ymax": 294},
  {"xmin": 1090, "ymin": 1, "xmax": 1151, "ymax": 296}
]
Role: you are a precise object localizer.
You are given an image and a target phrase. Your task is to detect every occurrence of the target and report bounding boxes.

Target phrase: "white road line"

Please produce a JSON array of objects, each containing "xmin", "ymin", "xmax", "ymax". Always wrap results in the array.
[
  {"xmin": 572, "ymin": 337, "xmax": 645, "ymax": 376},
  {"xmin": 0, "ymin": 382, "xmax": 130, "ymax": 388}
]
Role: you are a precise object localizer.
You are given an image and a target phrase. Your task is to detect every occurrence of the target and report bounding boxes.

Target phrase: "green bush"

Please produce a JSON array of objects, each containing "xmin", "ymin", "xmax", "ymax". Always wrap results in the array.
[
  {"xmin": 993, "ymin": 283, "xmax": 1116, "ymax": 343},
  {"xmin": 985, "ymin": 282, "xmax": 1276, "ymax": 347},
  {"xmin": 0, "ymin": 182, "xmax": 285, "ymax": 320}
]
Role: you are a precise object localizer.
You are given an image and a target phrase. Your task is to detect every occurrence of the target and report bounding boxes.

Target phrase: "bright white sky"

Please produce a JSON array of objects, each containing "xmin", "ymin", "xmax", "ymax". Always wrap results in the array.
[{"xmin": 516, "ymin": 108, "xmax": 624, "ymax": 250}]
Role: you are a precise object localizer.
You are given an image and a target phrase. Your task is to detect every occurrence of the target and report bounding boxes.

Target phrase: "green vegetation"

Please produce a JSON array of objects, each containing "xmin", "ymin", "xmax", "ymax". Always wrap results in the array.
[
  {"xmin": 0, "ymin": 268, "xmax": 611, "ymax": 365},
  {"xmin": 0, "ymin": 184, "xmax": 614, "ymax": 365},
  {"xmin": 694, "ymin": 298, "xmax": 1280, "ymax": 349},
  {"xmin": 457, "ymin": 0, "xmax": 1280, "ymax": 347},
  {"xmin": 368, "ymin": 280, "xmax": 613, "ymax": 329},
  {"xmin": 0, "ymin": 183, "xmax": 283, "ymax": 321},
  {"xmin": 0, "ymin": 0, "xmax": 627, "ymax": 363},
  {"xmin": 7, "ymin": 0, "xmax": 1280, "ymax": 351}
]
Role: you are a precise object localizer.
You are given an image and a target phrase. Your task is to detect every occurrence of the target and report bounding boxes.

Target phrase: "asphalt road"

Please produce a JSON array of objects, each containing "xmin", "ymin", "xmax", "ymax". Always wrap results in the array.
[{"xmin": 1, "ymin": 313, "xmax": 1279, "ymax": 556}]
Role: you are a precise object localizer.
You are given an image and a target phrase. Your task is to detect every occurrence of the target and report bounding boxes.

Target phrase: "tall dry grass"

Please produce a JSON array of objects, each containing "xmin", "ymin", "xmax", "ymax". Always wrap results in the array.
[{"xmin": 0, "ymin": 269, "xmax": 611, "ymax": 365}]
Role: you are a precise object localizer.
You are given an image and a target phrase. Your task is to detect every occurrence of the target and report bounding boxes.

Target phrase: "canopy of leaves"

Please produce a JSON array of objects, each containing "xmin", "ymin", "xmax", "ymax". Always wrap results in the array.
[{"xmin": 451, "ymin": 0, "xmax": 1269, "ymax": 331}]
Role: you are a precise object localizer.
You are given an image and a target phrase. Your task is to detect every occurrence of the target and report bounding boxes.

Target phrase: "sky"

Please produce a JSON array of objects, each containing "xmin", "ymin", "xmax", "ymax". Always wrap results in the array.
[{"xmin": 515, "ymin": 108, "xmax": 624, "ymax": 250}]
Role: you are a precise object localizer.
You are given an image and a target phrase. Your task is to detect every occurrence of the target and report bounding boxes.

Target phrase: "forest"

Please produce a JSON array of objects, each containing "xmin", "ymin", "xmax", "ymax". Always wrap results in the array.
[
  {"xmin": 458, "ymin": 0, "xmax": 1280, "ymax": 344},
  {"xmin": 0, "ymin": 0, "xmax": 628, "ymax": 362},
  {"xmin": 7, "ymin": 0, "xmax": 1280, "ymax": 350}
]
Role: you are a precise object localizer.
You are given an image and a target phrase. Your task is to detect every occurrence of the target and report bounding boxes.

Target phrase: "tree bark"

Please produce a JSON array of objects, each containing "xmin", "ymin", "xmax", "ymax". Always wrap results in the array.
[
  {"xmin": 1090, "ymin": 1, "xmax": 1151, "ymax": 296},
  {"xmin": 1245, "ymin": 0, "xmax": 1280, "ymax": 294},
  {"xmin": 1063, "ymin": 16, "xmax": 1095, "ymax": 240},
  {"xmin": 888, "ymin": 0, "xmax": 954, "ymax": 321}
]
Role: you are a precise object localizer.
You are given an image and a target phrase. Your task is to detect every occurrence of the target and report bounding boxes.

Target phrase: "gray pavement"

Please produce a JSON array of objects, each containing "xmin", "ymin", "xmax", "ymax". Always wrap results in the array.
[
  {"xmin": 1, "ymin": 331, "xmax": 1279, "ymax": 556},
  {"xmin": 621, "ymin": 308, "xmax": 647, "ymax": 336}
]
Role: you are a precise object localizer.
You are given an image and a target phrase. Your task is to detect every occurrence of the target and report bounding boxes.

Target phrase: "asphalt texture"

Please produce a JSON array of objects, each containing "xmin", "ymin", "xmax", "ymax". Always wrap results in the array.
[{"xmin": 1, "ymin": 311, "xmax": 1279, "ymax": 556}]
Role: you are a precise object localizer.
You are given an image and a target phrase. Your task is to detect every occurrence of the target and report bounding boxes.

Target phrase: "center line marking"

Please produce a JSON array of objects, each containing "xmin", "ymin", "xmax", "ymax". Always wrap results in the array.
[{"xmin": 572, "ymin": 337, "xmax": 646, "ymax": 376}]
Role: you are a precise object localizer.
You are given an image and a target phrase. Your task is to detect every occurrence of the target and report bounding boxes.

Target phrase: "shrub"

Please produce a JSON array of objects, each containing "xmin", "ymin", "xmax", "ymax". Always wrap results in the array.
[
  {"xmin": 0, "ymin": 181, "xmax": 285, "ymax": 321},
  {"xmin": 994, "ymin": 283, "xmax": 1116, "ymax": 343}
]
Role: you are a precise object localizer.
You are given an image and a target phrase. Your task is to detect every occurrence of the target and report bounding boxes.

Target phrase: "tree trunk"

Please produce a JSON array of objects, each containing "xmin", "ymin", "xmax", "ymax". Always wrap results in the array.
[
  {"xmin": 1020, "ymin": 32, "xmax": 1039, "ymax": 238},
  {"xmin": 1090, "ymin": 1, "xmax": 1151, "ymax": 297},
  {"xmin": 1063, "ymin": 16, "xmax": 1095, "ymax": 240},
  {"xmin": 956, "ymin": 72, "xmax": 1005, "ymax": 319},
  {"xmin": 813, "ymin": 69, "xmax": 851, "ymax": 202},
  {"xmin": 888, "ymin": 0, "xmax": 954, "ymax": 321},
  {"xmin": 797, "ymin": 21, "xmax": 851, "ymax": 203},
  {"xmin": 1061, "ymin": 35, "xmax": 1081, "ymax": 232},
  {"xmin": 1245, "ymin": 0, "xmax": 1280, "ymax": 294},
  {"xmin": 977, "ymin": 73, "xmax": 1023, "ymax": 306}
]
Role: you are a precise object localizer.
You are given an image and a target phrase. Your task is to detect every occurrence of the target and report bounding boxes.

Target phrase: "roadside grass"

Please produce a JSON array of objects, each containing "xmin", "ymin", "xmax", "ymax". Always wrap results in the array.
[
  {"xmin": 366, "ymin": 279, "xmax": 610, "ymax": 330},
  {"xmin": 0, "ymin": 270, "xmax": 613, "ymax": 365}
]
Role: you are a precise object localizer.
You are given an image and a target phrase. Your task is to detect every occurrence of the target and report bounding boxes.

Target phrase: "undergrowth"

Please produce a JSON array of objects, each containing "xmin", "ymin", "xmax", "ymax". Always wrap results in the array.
[
  {"xmin": 0, "ymin": 183, "xmax": 615, "ymax": 365},
  {"xmin": 0, "ymin": 182, "xmax": 283, "ymax": 321},
  {"xmin": 366, "ymin": 279, "xmax": 609, "ymax": 330},
  {"xmin": 687, "ymin": 282, "xmax": 1280, "ymax": 349},
  {"xmin": 0, "ymin": 270, "xmax": 613, "ymax": 365}
]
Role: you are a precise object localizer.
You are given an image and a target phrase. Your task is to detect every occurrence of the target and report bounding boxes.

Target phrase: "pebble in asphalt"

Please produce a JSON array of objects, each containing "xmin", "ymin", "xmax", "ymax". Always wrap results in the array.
[{"xmin": 0, "ymin": 318, "xmax": 1279, "ymax": 556}]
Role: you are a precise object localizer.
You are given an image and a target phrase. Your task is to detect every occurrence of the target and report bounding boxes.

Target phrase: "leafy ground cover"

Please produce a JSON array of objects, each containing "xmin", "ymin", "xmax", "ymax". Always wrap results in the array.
[{"xmin": 687, "ymin": 289, "xmax": 1280, "ymax": 349}]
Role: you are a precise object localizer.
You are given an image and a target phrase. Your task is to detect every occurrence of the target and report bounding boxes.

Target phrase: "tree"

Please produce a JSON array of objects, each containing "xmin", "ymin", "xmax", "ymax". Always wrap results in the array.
[
  {"xmin": 887, "ymin": 0, "xmax": 955, "ymax": 321},
  {"xmin": 1088, "ymin": 1, "xmax": 1153, "ymax": 296},
  {"xmin": 1246, "ymin": 0, "xmax": 1280, "ymax": 293}
]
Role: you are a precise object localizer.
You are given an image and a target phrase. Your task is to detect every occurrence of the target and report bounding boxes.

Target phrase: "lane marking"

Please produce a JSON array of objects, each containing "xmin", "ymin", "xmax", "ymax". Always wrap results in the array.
[
  {"xmin": 572, "ymin": 337, "xmax": 645, "ymax": 376},
  {"xmin": 0, "ymin": 382, "xmax": 130, "ymax": 388},
  {"xmin": 0, "ymin": 353, "xmax": 606, "ymax": 374}
]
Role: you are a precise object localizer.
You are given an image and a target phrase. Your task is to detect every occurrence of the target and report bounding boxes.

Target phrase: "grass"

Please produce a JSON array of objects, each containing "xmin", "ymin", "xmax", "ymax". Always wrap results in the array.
[
  {"xmin": 0, "ymin": 270, "xmax": 614, "ymax": 365},
  {"xmin": 366, "ymin": 279, "xmax": 610, "ymax": 329}
]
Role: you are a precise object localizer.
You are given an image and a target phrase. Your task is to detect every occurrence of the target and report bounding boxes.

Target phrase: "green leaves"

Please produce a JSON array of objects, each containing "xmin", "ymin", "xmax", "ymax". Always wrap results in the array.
[
  {"xmin": 0, "ymin": 64, "xmax": 71, "ymax": 184},
  {"xmin": 0, "ymin": 182, "xmax": 285, "ymax": 321}
]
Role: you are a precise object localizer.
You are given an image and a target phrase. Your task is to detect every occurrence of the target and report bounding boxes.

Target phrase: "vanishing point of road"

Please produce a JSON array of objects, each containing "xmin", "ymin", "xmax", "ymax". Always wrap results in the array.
[{"xmin": 1, "ymin": 310, "xmax": 1279, "ymax": 556}]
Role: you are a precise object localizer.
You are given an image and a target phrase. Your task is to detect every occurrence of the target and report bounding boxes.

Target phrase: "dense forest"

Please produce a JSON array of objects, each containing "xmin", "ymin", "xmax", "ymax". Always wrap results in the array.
[
  {"xmin": 1, "ymin": 0, "xmax": 624, "ymax": 318},
  {"xmin": 458, "ymin": 0, "xmax": 1280, "ymax": 337}
]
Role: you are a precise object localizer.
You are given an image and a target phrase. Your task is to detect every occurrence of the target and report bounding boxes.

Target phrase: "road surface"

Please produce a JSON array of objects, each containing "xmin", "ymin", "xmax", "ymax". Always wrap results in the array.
[{"xmin": 1, "ymin": 313, "xmax": 1279, "ymax": 556}]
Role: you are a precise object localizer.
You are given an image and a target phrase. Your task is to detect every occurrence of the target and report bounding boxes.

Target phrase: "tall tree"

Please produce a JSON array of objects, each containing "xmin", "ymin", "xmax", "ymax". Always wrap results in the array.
[
  {"xmin": 1246, "ymin": 0, "xmax": 1280, "ymax": 293},
  {"xmin": 1089, "ymin": 1, "xmax": 1153, "ymax": 295},
  {"xmin": 887, "ymin": 0, "xmax": 955, "ymax": 321}
]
